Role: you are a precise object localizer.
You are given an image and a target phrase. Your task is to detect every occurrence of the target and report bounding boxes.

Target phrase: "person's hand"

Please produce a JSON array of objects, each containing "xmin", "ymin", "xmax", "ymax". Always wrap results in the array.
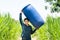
[
  {"xmin": 35, "ymin": 27, "xmax": 39, "ymax": 30},
  {"xmin": 20, "ymin": 11, "xmax": 23, "ymax": 14},
  {"xmin": 21, "ymin": 10, "xmax": 23, "ymax": 13}
]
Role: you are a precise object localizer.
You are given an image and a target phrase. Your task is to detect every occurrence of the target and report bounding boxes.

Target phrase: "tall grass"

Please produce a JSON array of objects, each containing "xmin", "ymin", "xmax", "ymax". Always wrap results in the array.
[
  {"xmin": 47, "ymin": 15, "xmax": 60, "ymax": 40},
  {"xmin": 36, "ymin": 15, "xmax": 60, "ymax": 40},
  {"xmin": 0, "ymin": 13, "xmax": 60, "ymax": 40},
  {"xmin": 0, "ymin": 14, "xmax": 21, "ymax": 40}
]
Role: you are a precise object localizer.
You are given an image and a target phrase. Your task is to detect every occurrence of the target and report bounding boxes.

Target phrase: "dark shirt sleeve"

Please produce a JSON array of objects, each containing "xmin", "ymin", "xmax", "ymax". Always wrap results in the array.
[
  {"xmin": 31, "ymin": 27, "xmax": 37, "ymax": 34},
  {"xmin": 19, "ymin": 13, "xmax": 23, "ymax": 25}
]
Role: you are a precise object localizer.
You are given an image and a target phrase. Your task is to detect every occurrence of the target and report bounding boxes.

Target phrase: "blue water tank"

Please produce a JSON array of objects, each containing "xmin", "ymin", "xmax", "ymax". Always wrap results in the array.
[{"xmin": 22, "ymin": 4, "xmax": 44, "ymax": 28}]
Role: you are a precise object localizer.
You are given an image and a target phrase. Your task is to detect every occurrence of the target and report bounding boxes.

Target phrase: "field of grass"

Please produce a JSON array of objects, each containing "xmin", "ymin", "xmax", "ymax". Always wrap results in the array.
[
  {"xmin": 0, "ymin": 14, "xmax": 21, "ymax": 40},
  {"xmin": 0, "ymin": 13, "xmax": 60, "ymax": 40},
  {"xmin": 36, "ymin": 15, "xmax": 60, "ymax": 40}
]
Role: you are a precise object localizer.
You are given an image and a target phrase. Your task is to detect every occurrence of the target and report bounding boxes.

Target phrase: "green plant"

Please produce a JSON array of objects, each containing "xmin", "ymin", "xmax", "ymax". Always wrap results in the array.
[
  {"xmin": 0, "ymin": 13, "xmax": 21, "ymax": 40},
  {"xmin": 36, "ymin": 15, "xmax": 60, "ymax": 40},
  {"xmin": 0, "ymin": 13, "xmax": 60, "ymax": 40},
  {"xmin": 47, "ymin": 15, "xmax": 60, "ymax": 40}
]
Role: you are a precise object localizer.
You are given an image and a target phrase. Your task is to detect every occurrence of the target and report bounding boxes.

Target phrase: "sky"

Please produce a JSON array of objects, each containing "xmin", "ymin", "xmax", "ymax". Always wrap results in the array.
[{"xmin": 0, "ymin": 0, "xmax": 60, "ymax": 21}]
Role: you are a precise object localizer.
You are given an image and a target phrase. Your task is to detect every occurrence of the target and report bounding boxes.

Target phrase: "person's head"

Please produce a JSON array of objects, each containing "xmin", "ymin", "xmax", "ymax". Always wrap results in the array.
[{"xmin": 24, "ymin": 18, "xmax": 29, "ymax": 25}]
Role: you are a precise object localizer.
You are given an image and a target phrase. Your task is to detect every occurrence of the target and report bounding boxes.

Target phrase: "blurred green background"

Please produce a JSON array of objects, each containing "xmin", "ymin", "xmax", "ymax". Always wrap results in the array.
[{"xmin": 0, "ymin": 13, "xmax": 60, "ymax": 40}]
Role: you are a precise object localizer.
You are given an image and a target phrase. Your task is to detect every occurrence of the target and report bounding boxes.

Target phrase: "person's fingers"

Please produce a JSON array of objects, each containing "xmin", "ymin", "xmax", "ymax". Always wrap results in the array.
[
  {"xmin": 19, "ymin": 10, "xmax": 22, "ymax": 13},
  {"xmin": 21, "ymin": 11, "xmax": 22, "ymax": 13},
  {"xmin": 20, "ymin": 11, "xmax": 22, "ymax": 14},
  {"xmin": 21, "ymin": 11, "xmax": 23, "ymax": 13},
  {"xmin": 20, "ymin": 12, "xmax": 22, "ymax": 13},
  {"xmin": 36, "ymin": 27, "xmax": 39, "ymax": 29}
]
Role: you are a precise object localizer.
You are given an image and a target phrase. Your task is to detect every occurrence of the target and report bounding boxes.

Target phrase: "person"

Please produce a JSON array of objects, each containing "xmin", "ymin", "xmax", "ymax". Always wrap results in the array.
[{"xmin": 19, "ymin": 11, "xmax": 37, "ymax": 40}]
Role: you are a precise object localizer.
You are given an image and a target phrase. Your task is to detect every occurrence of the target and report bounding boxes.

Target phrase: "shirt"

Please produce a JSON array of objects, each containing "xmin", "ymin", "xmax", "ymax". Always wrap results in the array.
[{"xmin": 19, "ymin": 13, "xmax": 37, "ymax": 39}]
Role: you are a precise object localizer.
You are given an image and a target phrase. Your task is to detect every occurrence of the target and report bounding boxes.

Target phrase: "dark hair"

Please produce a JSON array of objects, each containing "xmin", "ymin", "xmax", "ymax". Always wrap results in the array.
[{"xmin": 24, "ymin": 18, "xmax": 29, "ymax": 21}]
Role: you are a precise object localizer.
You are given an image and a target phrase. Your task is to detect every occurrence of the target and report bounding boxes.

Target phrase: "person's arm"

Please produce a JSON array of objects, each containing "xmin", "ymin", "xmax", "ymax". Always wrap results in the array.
[
  {"xmin": 19, "ymin": 12, "xmax": 23, "ymax": 25},
  {"xmin": 31, "ymin": 27, "xmax": 37, "ymax": 34},
  {"xmin": 31, "ymin": 29, "xmax": 37, "ymax": 34}
]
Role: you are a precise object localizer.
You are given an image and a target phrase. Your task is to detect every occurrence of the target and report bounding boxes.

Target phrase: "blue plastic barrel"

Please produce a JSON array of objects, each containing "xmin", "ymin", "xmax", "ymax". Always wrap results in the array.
[{"xmin": 22, "ymin": 4, "xmax": 44, "ymax": 28}]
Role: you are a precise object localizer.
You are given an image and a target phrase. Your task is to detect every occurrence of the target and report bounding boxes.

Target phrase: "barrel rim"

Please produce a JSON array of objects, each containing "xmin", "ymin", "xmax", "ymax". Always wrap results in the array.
[{"xmin": 22, "ymin": 4, "xmax": 31, "ymax": 12}]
